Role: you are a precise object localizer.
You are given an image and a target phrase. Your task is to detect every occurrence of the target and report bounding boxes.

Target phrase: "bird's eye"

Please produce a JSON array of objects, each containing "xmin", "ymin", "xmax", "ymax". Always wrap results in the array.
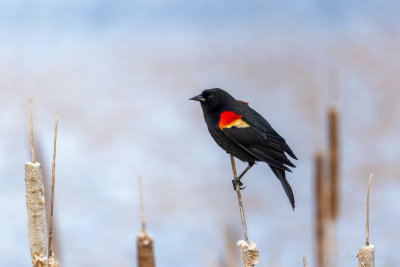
[{"xmin": 208, "ymin": 95, "xmax": 213, "ymax": 100}]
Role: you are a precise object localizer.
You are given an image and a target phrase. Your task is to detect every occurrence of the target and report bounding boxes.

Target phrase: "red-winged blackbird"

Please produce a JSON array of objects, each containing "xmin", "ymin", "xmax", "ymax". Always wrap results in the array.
[{"xmin": 190, "ymin": 88, "xmax": 298, "ymax": 209}]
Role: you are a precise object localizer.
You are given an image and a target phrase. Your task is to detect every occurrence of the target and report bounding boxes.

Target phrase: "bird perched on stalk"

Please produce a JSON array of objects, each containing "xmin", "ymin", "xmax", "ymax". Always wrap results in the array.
[{"xmin": 190, "ymin": 88, "xmax": 298, "ymax": 209}]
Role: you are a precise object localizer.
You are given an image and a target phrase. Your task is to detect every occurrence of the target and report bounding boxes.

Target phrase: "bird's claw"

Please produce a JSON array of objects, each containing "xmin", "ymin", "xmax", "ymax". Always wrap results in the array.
[{"xmin": 232, "ymin": 178, "xmax": 246, "ymax": 190}]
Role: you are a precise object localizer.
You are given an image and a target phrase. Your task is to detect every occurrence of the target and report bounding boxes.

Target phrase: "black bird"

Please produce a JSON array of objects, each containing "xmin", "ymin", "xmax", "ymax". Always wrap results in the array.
[{"xmin": 190, "ymin": 88, "xmax": 298, "ymax": 209}]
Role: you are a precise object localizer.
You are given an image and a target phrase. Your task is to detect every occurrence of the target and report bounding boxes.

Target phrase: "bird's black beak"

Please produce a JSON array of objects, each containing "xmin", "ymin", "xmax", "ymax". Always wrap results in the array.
[{"xmin": 189, "ymin": 94, "xmax": 205, "ymax": 102}]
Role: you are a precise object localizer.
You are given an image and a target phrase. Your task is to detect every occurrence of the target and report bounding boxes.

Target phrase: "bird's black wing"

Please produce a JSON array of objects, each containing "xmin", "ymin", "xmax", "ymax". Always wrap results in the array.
[
  {"xmin": 241, "ymin": 106, "xmax": 298, "ymax": 160},
  {"xmin": 221, "ymin": 107, "xmax": 296, "ymax": 171},
  {"xmin": 222, "ymin": 124, "xmax": 295, "ymax": 172}
]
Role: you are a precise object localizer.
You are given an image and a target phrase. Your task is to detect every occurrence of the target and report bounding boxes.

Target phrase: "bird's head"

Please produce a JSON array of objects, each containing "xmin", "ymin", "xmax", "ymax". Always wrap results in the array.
[{"xmin": 189, "ymin": 88, "xmax": 234, "ymax": 112}]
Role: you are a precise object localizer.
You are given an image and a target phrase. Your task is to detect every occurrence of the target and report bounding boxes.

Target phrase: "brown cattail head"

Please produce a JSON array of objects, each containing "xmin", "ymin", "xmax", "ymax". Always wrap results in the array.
[
  {"xmin": 25, "ymin": 162, "xmax": 48, "ymax": 266},
  {"xmin": 357, "ymin": 245, "xmax": 375, "ymax": 267},
  {"xmin": 328, "ymin": 107, "xmax": 339, "ymax": 220},
  {"xmin": 137, "ymin": 230, "xmax": 155, "ymax": 267},
  {"xmin": 237, "ymin": 240, "xmax": 259, "ymax": 267}
]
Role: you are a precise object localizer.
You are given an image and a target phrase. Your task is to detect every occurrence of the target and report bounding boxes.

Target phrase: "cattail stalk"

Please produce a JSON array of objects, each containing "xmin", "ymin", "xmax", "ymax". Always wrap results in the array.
[
  {"xmin": 25, "ymin": 100, "xmax": 48, "ymax": 266},
  {"xmin": 48, "ymin": 115, "xmax": 59, "ymax": 266},
  {"xmin": 230, "ymin": 155, "xmax": 248, "ymax": 241},
  {"xmin": 138, "ymin": 176, "xmax": 146, "ymax": 232},
  {"xmin": 137, "ymin": 176, "xmax": 155, "ymax": 267},
  {"xmin": 356, "ymin": 174, "xmax": 374, "ymax": 267},
  {"xmin": 30, "ymin": 99, "xmax": 35, "ymax": 163},
  {"xmin": 366, "ymin": 174, "xmax": 372, "ymax": 246},
  {"xmin": 314, "ymin": 153, "xmax": 324, "ymax": 267},
  {"xmin": 328, "ymin": 108, "xmax": 339, "ymax": 220},
  {"xmin": 230, "ymin": 155, "xmax": 259, "ymax": 267}
]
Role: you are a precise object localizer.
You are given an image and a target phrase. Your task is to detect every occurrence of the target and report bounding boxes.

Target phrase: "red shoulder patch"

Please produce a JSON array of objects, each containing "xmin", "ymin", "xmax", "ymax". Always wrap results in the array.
[
  {"xmin": 237, "ymin": 100, "xmax": 249, "ymax": 104},
  {"xmin": 218, "ymin": 111, "xmax": 250, "ymax": 130}
]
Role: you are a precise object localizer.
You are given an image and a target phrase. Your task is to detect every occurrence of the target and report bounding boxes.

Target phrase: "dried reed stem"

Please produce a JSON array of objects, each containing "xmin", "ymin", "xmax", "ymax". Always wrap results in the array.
[
  {"xmin": 230, "ymin": 155, "xmax": 248, "ymax": 241},
  {"xmin": 366, "ymin": 173, "xmax": 372, "ymax": 246},
  {"xmin": 303, "ymin": 256, "xmax": 306, "ymax": 267},
  {"xmin": 314, "ymin": 153, "xmax": 324, "ymax": 267},
  {"xmin": 230, "ymin": 155, "xmax": 258, "ymax": 267},
  {"xmin": 328, "ymin": 107, "xmax": 339, "ymax": 220},
  {"xmin": 30, "ymin": 98, "xmax": 35, "ymax": 163},
  {"xmin": 48, "ymin": 115, "xmax": 59, "ymax": 266},
  {"xmin": 357, "ymin": 174, "xmax": 374, "ymax": 267},
  {"xmin": 138, "ymin": 176, "xmax": 146, "ymax": 231},
  {"xmin": 137, "ymin": 176, "xmax": 154, "ymax": 267}
]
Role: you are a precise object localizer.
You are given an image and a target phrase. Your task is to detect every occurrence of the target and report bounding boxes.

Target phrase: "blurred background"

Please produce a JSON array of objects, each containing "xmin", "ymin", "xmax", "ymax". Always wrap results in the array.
[{"xmin": 1, "ymin": 0, "xmax": 399, "ymax": 266}]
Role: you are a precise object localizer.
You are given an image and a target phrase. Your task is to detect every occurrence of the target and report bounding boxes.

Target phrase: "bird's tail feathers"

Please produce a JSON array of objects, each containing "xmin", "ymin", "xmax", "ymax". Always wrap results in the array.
[
  {"xmin": 284, "ymin": 144, "xmax": 298, "ymax": 160},
  {"xmin": 269, "ymin": 165, "xmax": 295, "ymax": 210}
]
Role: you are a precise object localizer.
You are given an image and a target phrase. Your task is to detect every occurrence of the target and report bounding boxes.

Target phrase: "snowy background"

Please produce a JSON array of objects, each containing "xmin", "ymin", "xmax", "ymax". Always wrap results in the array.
[{"xmin": 0, "ymin": 1, "xmax": 399, "ymax": 266}]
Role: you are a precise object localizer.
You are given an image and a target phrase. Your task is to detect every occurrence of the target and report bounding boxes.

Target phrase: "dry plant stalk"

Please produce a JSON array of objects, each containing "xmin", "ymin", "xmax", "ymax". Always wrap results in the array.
[
  {"xmin": 230, "ymin": 155, "xmax": 259, "ymax": 267},
  {"xmin": 366, "ymin": 174, "xmax": 372, "ymax": 246},
  {"xmin": 314, "ymin": 153, "xmax": 325, "ymax": 267},
  {"xmin": 25, "ymin": 100, "xmax": 48, "ymax": 266},
  {"xmin": 138, "ymin": 176, "xmax": 146, "ymax": 232},
  {"xmin": 137, "ymin": 176, "xmax": 155, "ymax": 267},
  {"xmin": 30, "ymin": 98, "xmax": 36, "ymax": 163},
  {"xmin": 319, "ymin": 107, "xmax": 339, "ymax": 267},
  {"xmin": 303, "ymin": 256, "xmax": 306, "ymax": 267},
  {"xmin": 356, "ymin": 174, "xmax": 374, "ymax": 267},
  {"xmin": 230, "ymin": 155, "xmax": 248, "ymax": 241},
  {"xmin": 328, "ymin": 108, "xmax": 339, "ymax": 220},
  {"xmin": 48, "ymin": 115, "xmax": 59, "ymax": 266}
]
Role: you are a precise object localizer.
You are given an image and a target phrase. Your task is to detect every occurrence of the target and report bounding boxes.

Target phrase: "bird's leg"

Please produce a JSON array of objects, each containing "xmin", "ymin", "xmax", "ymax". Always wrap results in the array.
[{"xmin": 232, "ymin": 163, "xmax": 254, "ymax": 190}]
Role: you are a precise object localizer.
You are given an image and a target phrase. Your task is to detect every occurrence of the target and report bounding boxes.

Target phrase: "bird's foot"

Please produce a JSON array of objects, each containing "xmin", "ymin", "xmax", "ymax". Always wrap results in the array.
[{"xmin": 232, "ymin": 178, "xmax": 246, "ymax": 190}]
